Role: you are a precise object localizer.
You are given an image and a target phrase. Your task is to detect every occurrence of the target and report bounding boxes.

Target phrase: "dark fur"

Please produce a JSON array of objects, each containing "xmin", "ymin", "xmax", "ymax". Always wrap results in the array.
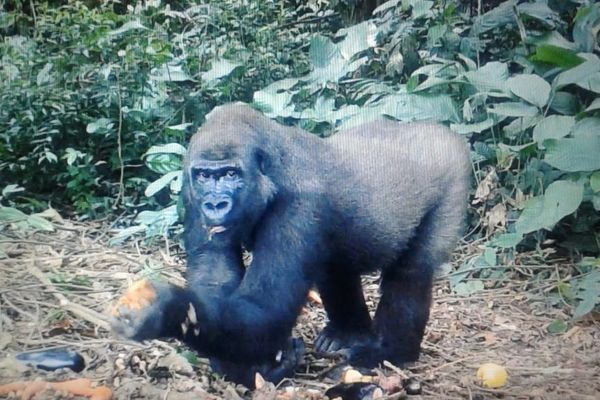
[{"xmin": 112, "ymin": 103, "xmax": 470, "ymax": 387}]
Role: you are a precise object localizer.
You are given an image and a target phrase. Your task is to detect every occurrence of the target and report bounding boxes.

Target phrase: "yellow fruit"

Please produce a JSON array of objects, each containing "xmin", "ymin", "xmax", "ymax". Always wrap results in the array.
[{"xmin": 476, "ymin": 363, "xmax": 508, "ymax": 388}]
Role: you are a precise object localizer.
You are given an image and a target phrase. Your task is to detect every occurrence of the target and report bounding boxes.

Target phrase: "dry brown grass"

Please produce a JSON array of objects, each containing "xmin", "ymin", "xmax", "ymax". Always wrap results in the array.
[{"xmin": 0, "ymin": 218, "xmax": 598, "ymax": 399}]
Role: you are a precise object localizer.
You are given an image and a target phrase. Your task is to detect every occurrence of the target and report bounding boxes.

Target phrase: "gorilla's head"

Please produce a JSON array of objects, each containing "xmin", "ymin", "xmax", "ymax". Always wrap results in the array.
[{"xmin": 184, "ymin": 106, "xmax": 277, "ymax": 236}]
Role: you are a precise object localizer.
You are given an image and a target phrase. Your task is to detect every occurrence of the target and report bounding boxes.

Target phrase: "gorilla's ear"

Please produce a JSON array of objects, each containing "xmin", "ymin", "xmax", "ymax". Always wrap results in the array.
[{"xmin": 255, "ymin": 148, "xmax": 270, "ymax": 175}]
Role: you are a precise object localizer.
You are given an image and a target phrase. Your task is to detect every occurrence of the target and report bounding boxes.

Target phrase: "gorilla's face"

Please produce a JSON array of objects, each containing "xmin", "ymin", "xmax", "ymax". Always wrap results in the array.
[{"xmin": 190, "ymin": 159, "xmax": 246, "ymax": 227}]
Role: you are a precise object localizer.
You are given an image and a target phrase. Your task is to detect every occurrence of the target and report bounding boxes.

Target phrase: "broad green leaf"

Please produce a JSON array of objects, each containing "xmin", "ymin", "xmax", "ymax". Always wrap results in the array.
[
  {"xmin": 488, "ymin": 102, "xmax": 539, "ymax": 117},
  {"xmin": 518, "ymin": 1, "xmax": 561, "ymax": 28},
  {"xmin": 382, "ymin": 93, "xmax": 459, "ymax": 123},
  {"xmin": 152, "ymin": 64, "xmax": 192, "ymax": 82},
  {"xmin": 86, "ymin": 118, "xmax": 114, "ymax": 134},
  {"xmin": 549, "ymin": 91, "xmax": 579, "ymax": 115},
  {"xmin": 515, "ymin": 180, "xmax": 584, "ymax": 234},
  {"xmin": 0, "ymin": 206, "xmax": 27, "ymax": 222},
  {"xmin": 411, "ymin": 0, "xmax": 434, "ymax": 19},
  {"xmin": 26, "ymin": 215, "xmax": 54, "ymax": 232},
  {"xmin": 573, "ymin": 270, "xmax": 600, "ymax": 319},
  {"xmin": 573, "ymin": 5, "xmax": 600, "ymax": 52},
  {"xmin": 145, "ymin": 153, "xmax": 182, "ymax": 174},
  {"xmin": 484, "ymin": 247, "xmax": 496, "ymax": 267},
  {"xmin": 507, "ymin": 74, "xmax": 551, "ymax": 108},
  {"xmin": 145, "ymin": 171, "xmax": 181, "ymax": 197},
  {"xmin": 309, "ymin": 35, "xmax": 338, "ymax": 68},
  {"xmin": 108, "ymin": 20, "xmax": 148, "ymax": 36},
  {"xmin": 547, "ymin": 319, "xmax": 568, "ymax": 334},
  {"xmin": 544, "ymin": 137, "xmax": 600, "ymax": 172},
  {"xmin": 572, "ymin": 117, "xmax": 600, "ymax": 138},
  {"xmin": 464, "ymin": 62, "xmax": 509, "ymax": 94},
  {"xmin": 530, "ymin": 45, "xmax": 585, "ymax": 68},
  {"xmin": 451, "ymin": 118, "xmax": 496, "ymax": 134},
  {"xmin": 489, "ymin": 233, "xmax": 524, "ymax": 248},
  {"xmin": 336, "ymin": 21, "xmax": 377, "ymax": 60},
  {"xmin": 145, "ymin": 143, "xmax": 187, "ymax": 157},
  {"xmin": 36, "ymin": 63, "xmax": 53, "ymax": 86},
  {"xmin": 576, "ymin": 72, "xmax": 600, "ymax": 94},
  {"xmin": 532, "ymin": 115, "xmax": 575, "ymax": 144},
  {"xmin": 554, "ymin": 56, "xmax": 600, "ymax": 89},
  {"xmin": 471, "ymin": 1, "xmax": 515, "ymax": 35},
  {"xmin": 590, "ymin": 172, "xmax": 600, "ymax": 193},
  {"xmin": 201, "ymin": 59, "xmax": 242, "ymax": 83},
  {"xmin": 585, "ymin": 98, "xmax": 600, "ymax": 112},
  {"xmin": 2, "ymin": 184, "xmax": 24, "ymax": 197},
  {"xmin": 527, "ymin": 31, "xmax": 577, "ymax": 51},
  {"xmin": 453, "ymin": 280, "xmax": 485, "ymax": 296}
]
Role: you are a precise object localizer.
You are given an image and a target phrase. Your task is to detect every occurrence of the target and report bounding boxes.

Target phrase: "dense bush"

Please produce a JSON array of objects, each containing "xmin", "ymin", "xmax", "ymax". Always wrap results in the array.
[{"xmin": 0, "ymin": 0, "xmax": 327, "ymax": 214}]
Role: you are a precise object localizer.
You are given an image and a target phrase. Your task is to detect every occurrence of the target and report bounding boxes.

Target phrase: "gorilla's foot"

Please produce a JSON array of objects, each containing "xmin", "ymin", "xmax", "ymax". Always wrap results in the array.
[
  {"xmin": 314, "ymin": 325, "xmax": 375, "ymax": 354},
  {"xmin": 210, "ymin": 337, "xmax": 305, "ymax": 388}
]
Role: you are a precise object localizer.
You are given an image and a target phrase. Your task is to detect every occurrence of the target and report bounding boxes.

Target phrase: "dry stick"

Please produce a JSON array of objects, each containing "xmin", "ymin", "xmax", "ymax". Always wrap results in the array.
[{"xmin": 28, "ymin": 264, "xmax": 110, "ymax": 331}]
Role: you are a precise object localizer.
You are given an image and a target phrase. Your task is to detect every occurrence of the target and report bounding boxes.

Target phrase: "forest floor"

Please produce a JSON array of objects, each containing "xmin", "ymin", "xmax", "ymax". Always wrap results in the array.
[{"xmin": 0, "ymin": 216, "xmax": 599, "ymax": 400}]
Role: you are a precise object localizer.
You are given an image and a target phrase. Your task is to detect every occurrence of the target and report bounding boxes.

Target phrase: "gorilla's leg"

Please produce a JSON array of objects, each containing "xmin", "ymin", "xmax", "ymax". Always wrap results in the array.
[
  {"xmin": 350, "ymin": 200, "xmax": 464, "ymax": 367},
  {"xmin": 315, "ymin": 270, "xmax": 373, "ymax": 353}
]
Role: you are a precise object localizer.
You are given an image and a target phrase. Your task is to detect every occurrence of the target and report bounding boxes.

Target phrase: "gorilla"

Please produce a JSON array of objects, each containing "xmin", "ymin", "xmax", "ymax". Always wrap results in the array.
[{"xmin": 111, "ymin": 103, "xmax": 470, "ymax": 387}]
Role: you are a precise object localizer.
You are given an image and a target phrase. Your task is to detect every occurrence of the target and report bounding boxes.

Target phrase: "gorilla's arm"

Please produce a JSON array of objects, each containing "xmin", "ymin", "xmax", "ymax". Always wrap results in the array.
[{"xmin": 113, "ymin": 203, "xmax": 316, "ymax": 363}]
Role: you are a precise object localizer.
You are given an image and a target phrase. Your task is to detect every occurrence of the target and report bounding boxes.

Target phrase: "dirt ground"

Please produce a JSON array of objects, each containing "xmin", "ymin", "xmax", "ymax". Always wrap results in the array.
[{"xmin": 0, "ymin": 217, "xmax": 598, "ymax": 400}]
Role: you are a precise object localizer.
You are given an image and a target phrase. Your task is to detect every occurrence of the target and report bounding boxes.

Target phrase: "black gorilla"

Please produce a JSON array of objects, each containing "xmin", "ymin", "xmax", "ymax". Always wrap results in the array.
[{"xmin": 111, "ymin": 103, "xmax": 470, "ymax": 387}]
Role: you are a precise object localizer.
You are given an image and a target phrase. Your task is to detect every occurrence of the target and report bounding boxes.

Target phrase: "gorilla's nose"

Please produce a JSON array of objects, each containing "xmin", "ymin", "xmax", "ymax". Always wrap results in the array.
[{"xmin": 202, "ymin": 197, "xmax": 232, "ymax": 220}]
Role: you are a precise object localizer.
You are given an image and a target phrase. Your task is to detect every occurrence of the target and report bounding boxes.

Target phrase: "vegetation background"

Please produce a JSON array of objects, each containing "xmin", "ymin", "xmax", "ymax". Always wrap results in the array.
[{"xmin": 1, "ymin": 0, "xmax": 599, "ymax": 331}]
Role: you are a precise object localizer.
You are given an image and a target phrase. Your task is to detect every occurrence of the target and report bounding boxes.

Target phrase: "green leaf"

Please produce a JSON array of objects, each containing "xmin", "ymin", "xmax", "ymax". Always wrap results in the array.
[
  {"xmin": 532, "ymin": 115, "xmax": 575, "ymax": 144},
  {"xmin": 201, "ymin": 59, "xmax": 242, "ymax": 83},
  {"xmin": 572, "ymin": 117, "xmax": 600, "ymax": 138},
  {"xmin": 36, "ymin": 63, "xmax": 54, "ymax": 86},
  {"xmin": 489, "ymin": 233, "xmax": 524, "ymax": 248},
  {"xmin": 515, "ymin": 180, "xmax": 584, "ymax": 234},
  {"xmin": 145, "ymin": 143, "xmax": 187, "ymax": 157},
  {"xmin": 488, "ymin": 102, "xmax": 539, "ymax": 117},
  {"xmin": 86, "ymin": 118, "xmax": 114, "ymax": 134},
  {"xmin": 108, "ymin": 20, "xmax": 148, "ymax": 36},
  {"xmin": 547, "ymin": 319, "xmax": 568, "ymax": 334},
  {"xmin": 0, "ymin": 206, "xmax": 27, "ymax": 222},
  {"xmin": 506, "ymin": 74, "xmax": 551, "ymax": 108},
  {"xmin": 453, "ymin": 280, "xmax": 485, "ymax": 296},
  {"xmin": 484, "ymin": 247, "xmax": 496, "ymax": 267},
  {"xmin": 573, "ymin": 270, "xmax": 600, "ymax": 319},
  {"xmin": 464, "ymin": 62, "xmax": 509, "ymax": 95},
  {"xmin": 336, "ymin": 21, "xmax": 377, "ymax": 60},
  {"xmin": 544, "ymin": 137, "xmax": 600, "ymax": 172},
  {"xmin": 554, "ymin": 56, "xmax": 600, "ymax": 89},
  {"xmin": 530, "ymin": 45, "xmax": 585, "ymax": 68},
  {"xmin": 382, "ymin": 93, "xmax": 459, "ymax": 123},
  {"xmin": 573, "ymin": 5, "xmax": 600, "ymax": 53},
  {"xmin": 585, "ymin": 98, "xmax": 600, "ymax": 112},
  {"xmin": 549, "ymin": 91, "xmax": 579, "ymax": 115},
  {"xmin": 145, "ymin": 153, "xmax": 182, "ymax": 174},
  {"xmin": 152, "ymin": 63, "xmax": 192, "ymax": 82},
  {"xmin": 26, "ymin": 215, "xmax": 54, "ymax": 232},
  {"xmin": 145, "ymin": 171, "xmax": 181, "ymax": 197},
  {"xmin": 450, "ymin": 118, "xmax": 496, "ymax": 134},
  {"xmin": 590, "ymin": 172, "xmax": 600, "ymax": 193}
]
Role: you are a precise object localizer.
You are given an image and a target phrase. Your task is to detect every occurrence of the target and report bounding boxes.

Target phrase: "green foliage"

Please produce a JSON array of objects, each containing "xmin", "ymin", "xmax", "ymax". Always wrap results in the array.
[{"xmin": 0, "ymin": 0, "xmax": 323, "ymax": 215}]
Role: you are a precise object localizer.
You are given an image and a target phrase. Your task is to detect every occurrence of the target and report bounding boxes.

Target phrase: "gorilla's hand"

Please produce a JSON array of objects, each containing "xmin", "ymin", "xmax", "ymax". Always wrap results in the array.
[
  {"xmin": 210, "ymin": 337, "xmax": 305, "ymax": 388},
  {"xmin": 111, "ymin": 279, "xmax": 173, "ymax": 341}
]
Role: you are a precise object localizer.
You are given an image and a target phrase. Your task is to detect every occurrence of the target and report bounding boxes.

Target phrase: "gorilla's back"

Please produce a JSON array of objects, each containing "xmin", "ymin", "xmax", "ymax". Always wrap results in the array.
[{"xmin": 323, "ymin": 120, "xmax": 470, "ymax": 267}]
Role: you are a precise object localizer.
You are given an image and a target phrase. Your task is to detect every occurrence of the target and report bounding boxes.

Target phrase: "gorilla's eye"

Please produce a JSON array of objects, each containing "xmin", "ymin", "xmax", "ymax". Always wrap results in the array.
[
  {"xmin": 199, "ymin": 171, "xmax": 210, "ymax": 179},
  {"xmin": 226, "ymin": 170, "xmax": 237, "ymax": 178}
]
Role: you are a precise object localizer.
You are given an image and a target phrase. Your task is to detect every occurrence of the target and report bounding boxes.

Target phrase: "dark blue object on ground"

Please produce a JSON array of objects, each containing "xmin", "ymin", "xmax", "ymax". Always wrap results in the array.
[{"xmin": 16, "ymin": 349, "xmax": 85, "ymax": 372}]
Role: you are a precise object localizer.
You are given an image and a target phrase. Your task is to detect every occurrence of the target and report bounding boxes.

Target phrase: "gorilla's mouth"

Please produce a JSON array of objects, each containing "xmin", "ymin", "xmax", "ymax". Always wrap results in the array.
[{"xmin": 207, "ymin": 225, "xmax": 227, "ymax": 241}]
